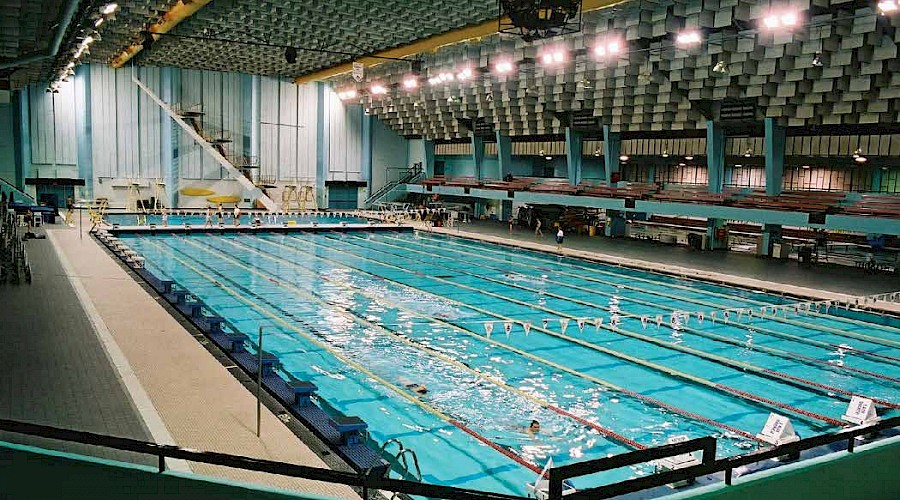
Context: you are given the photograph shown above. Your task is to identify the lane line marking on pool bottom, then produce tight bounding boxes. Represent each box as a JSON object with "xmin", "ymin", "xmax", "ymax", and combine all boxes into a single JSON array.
[
  {"xmin": 199, "ymin": 234, "xmax": 647, "ymax": 451},
  {"xmin": 307, "ymin": 232, "xmax": 847, "ymax": 427},
  {"xmin": 138, "ymin": 236, "xmax": 546, "ymax": 477},
  {"xmin": 223, "ymin": 233, "xmax": 765, "ymax": 444}
]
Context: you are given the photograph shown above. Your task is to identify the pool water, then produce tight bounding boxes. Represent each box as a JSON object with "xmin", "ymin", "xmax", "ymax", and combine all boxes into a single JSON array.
[
  {"xmin": 105, "ymin": 212, "xmax": 367, "ymax": 227},
  {"xmin": 117, "ymin": 229, "xmax": 900, "ymax": 496}
]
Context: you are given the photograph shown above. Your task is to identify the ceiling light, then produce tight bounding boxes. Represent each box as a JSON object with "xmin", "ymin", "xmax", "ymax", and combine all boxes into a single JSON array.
[
  {"xmin": 855, "ymin": 156, "xmax": 868, "ymax": 163},
  {"xmin": 744, "ymin": 148, "xmax": 752, "ymax": 157},
  {"xmin": 539, "ymin": 149, "xmax": 546, "ymax": 156},
  {"xmin": 594, "ymin": 45, "xmax": 607, "ymax": 57},
  {"xmin": 494, "ymin": 60, "xmax": 514, "ymax": 74},
  {"xmin": 762, "ymin": 10, "xmax": 800, "ymax": 29},
  {"xmin": 593, "ymin": 149, "xmax": 601, "ymax": 157},
  {"xmin": 734, "ymin": 164, "xmax": 743, "ymax": 168},
  {"xmin": 438, "ymin": 72, "xmax": 454, "ymax": 82},
  {"xmin": 545, "ymin": 156, "xmax": 553, "ymax": 160},
  {"xmin": 801, "ymin": 165, "xmax": 811, "ymax": 169},
  {"xmin": 678, "ymin": 162, "xmax": 686, "ymax": 166},
  {"xmin": 94, "ymin": 18, "xmax": 104, "ymax": 27},
  {"xmin": 428, "ymin": 77, "xmax": 440, "ymax": 85},
  {"xmin": 456, "ymin": 67, "xmax": 473, "ymax": 80},
  {"xmin": 879, "ymin": 0, "xmax": 899, "ymax": 12},
  {"xmin": 540, "ymin": 49, "xmax": 566, "ymax": 66},
  {"xmin": 661, "ymin": 150, "xmax": 669, "ymax": 158},
  {"xmin": 337, "ymin": 89, "xmax": 357, "ymax": 100},
  {"xmin": 100, "ymin": 2, "xmax": 118, "ymax": 15},
  {"xmin": 619, "ymin": 155, "xmax": 629, "ymax": 162},
  {"xmin": 781, "ymin": 12, "xmax": 798, "ymax": 26},
  {"xmin": 853, "ymin": 148, "xmax": 862, "ymax": 158},
  {"xmin": 712, "ymin": 60, "xmax": 728, "ymax": 75},
  {"xmin": 675, "ymin": 31, "xmax": 702, "ymax": 46},
  {"xmin": 685, "ymin": 156, "xmax": 694, "ymax": 160},
  {"xmin": 552, "ymin": 51, "xmax": 565, "ymax": 63},
  {"xmin": 370, "ymin": 83, "xmax": 387, "ymax": 95},
  {"xmin": 284, "ymin": 47, "xmax": 297, "ymax": 64},
  {"xmin": 402, "ymin": 77, "xmax": 418, "ymax": 90},
  {"xmin": 812, "ymin": 53, "xmax": 823, "ymax": 67}
]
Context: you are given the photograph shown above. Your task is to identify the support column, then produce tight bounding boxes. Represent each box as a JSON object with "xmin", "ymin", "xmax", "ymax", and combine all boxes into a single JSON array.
[
  {"xmin": 764, "ymin": 117, "xmax": 785, "ymax": 196},
  {"xmin": 315, "ymin": 82, "xmax": 328, "ymax": 208},
  {"xmin": 161, "ymin": 67, "xmax": 177, "ymax": 207},
  {"xmin": 760, "ymin": 223, "xmax": 782, "ymax": 257},
  {"xmin": 74, "ymin": 65, "xmax": 93, "ymax": 201},
  {"xmin": 872, "ymin": 166, "xmax": 883, "ymax": 193},
  {"xmin": 361, "ymin": 111, "xmax": 372, "ymax": 183},
  {"xmin": 565, "ymin": 127, "xmax": 582, "ymax": 186},
  {"xmin": 423, "ymin": 139, "xmax": 435, "ymax": 177},
  {"xmin": 602, "ymin": 125, "xmax": 620, "ymax": 186},
  {"xmin": 647, "ymin": 163, "xmax": 656, "ymax": 184},
  {"xmin": 16, "ymin": 88, "xmax": 31, "ymax": 191},
  {"xmin": 706, "ymin": 120, "xmax": 725, "ymax": 194},
  {"xmin": 496, "ymin": 131, "xmax": 512, "ymax": 180},
  {"xmin": 605, "ymin": 209, "xmax": 626, "ymax": 237},
  {"xmin": 471, "ymin": 133, "xmax": 485, "ymax": 180},
  {"xmin": 706, "ymin": 218, "xmax": 728, "ymax": 250}
]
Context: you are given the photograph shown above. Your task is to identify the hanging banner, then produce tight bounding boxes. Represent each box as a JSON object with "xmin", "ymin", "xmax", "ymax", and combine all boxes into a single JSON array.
[
  {"xmin": 576, "ymin": 318, "xmax": 586, "ymax": 333},
  {"xmin": 559, "ymin": 318, "xmax": 570, "ymax": 334},
  {"xmin": 522, "ymin": 321, "xmax": 532, "ymax": 336},
  {"xmin": 352, "ymin": 61, "xmax": 365, "ymax": 82},
  {"xmin": 484, "ymin": 322, "xmax": 494, "ymax": 338},
  {"xmin": 503, "ymin": 321, "xmax": 513, "ymax": 337}
]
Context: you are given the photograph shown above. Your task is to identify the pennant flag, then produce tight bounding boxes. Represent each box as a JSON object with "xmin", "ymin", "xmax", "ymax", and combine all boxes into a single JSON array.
[
  {"xmin": 593, "ymin": 317, "xmax": 604, "ymax": 332},
  {"xmin": 669, "ymin": 314, "xmax": 677, "ymax": 325},
  {"xmin": 683, "ymin": 312, "xmax": 690, "ymax": 326},
  {"xmin": 655, "ymin": 314, "xmax": 663, "ymax": 327},
  {"xmin": 576, "ymin": 318, "xmax": 586, "ymax": 333},
  {"xmin": 723, "ymin": 311, "xmax": 730, "ymax": 323},
  {"xmin": 559, "ymin": 318, "xmax": 570, "ymax": 334},
  {"xmin": 542, "ymin": 318, "xmax": 550, "ymax": 330},
  {"xmin": 640, "ymin": 316, "xmax": 648, "ymax": 329},
  {"xmin": 805, "ymin": 302, "xmax": 812, "ymax": 311},
  {"xmin": 824, "ymin": 303, "xmax": 831, "ymax": 313},
  {"xmin": 794, "ymin": 305, "xmax": 800, "ymax": 313},
  {"xmin": 697, "ymin": 312, "xmax": 705, "ymax": 324},
  {"xmin": 747, "ymin": 308, "xmax": 754, "ymax": 318},
  {"xmin": 710, "ymin": 311, "xmax": 717, "ymax": 323},
  {"xmin": 522, "ymin": 321, "xmax": 532, "ymax": 336},
  {"xmin": 503, "ymin": 321, "xmax": 513, "ymax": 337},
  {"xmin": 484, "ymin": 322, "xmax": 494, "ymax": 337},
  {"xmin": 736, "ymin": 309, "xmax": 743, "ymax": 321},
  {"xmin": 760, "ymin": 306, "xmax": 767, "ymax": 316},
  {"xmin": 611, "ymin": 314, "xmax": 620, "ymax": 327}
]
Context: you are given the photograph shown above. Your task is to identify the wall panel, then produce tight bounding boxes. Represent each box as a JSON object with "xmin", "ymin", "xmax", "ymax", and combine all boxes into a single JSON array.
[{"xmin": 326, "ymin": 88, "xmax": 362, "ymax": 182}]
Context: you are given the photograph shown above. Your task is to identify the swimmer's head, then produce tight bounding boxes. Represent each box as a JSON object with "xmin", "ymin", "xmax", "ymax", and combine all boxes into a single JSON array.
[{"xmin": 529, "ymin": 420, "xmax": 541, "ymax": 432}]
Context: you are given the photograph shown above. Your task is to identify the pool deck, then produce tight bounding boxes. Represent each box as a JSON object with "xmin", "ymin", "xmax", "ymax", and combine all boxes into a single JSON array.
[
  {"xmin": 2, "ymin": 223, "xmax": 356, "ymax": 499},
  {"xmin": 426, "ymin": 220, "xmax": 900, "ymax": 314}
]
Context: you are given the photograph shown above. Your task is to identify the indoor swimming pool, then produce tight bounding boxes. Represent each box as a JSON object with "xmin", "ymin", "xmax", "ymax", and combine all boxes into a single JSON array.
[{"xmin": 115, "ymin": 229, "xmax": 900, "ymax": 496}]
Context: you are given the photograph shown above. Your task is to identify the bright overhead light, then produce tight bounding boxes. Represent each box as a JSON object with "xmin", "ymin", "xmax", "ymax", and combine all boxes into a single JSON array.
[
  {"xmin": 812, "ymin": 53, "xmax": 823, "ymax": 67},
  {"xmin": 734, "ymin": 164, "xmax": 743, "ymax": 168},
  {"xmin": 402, "ymin": 77, "xmax": 418, "ymax": 89},
  {"xmin": 540, "ymin": 49, "xmax": 566, "ymax": 66},
  {"xmin": 661, "ymin": 150, "xmax": 669, "ymax": 158},
  {"xmin": 879, "ymin": 0, "xmax": 899, "ymax": 13},
  {"xmin": 855, "ymin": 156, "xmax": 868, "ymax": 163},
  {"xmin": 428, "ymin": 77, "xmax": 440, "ymax": 85},
  {"xmin": 675, "ymin": 31, "xmax": 702, "ymax": 46},
  {"xmin": 744, "ymin": 148, "xmax": 752, "ymax": 157},
  {"xmin": 337, "ymin": 89, "xmax": 357, "ymax": 100},
  {"xmin": 100, "ymin": 2, "xmax": 118, "ymax": 15},
  {"xmin": 456, "ymin": 67, "xmax": 473, "ymax": 80},
  {"xmin": 619, "ymin": 154, "xmax": 629, "ymax": 162},
  {"xmin": 685, "ymin": 155, "xmax": 694, "ymax": 160},
  {"xmin": 801, "ymin": 165, "xmax": 811, "ymax": 169},
  {"xmin": 494, "ymin": 60, "xmax": 514, "ymax": 74},
  {"xmin": 94, "ymin": 18, "xmax": 104, "ymax": 27},
  {"xmin": 762, "ymin": 10, "xmax": 800, "ymax": 29},
  {"xmin": 370, "ymin": 83, "xmax": 387, "ymax": 95},
  {"xmin": 593, "ymin": 38, "xmax": 622, "ymax": 58},
  {"xmin": 712, "ymin": 60, "xmax": 728, "ymax": 75},
  {"xmin": 593, "ymin": 149, "xmax": 601, "ymax": 157},
  {"xmin": 678, "ymin": 162, "xmax": 686, "ymax": 167},
  {"xmin": 545, "ymin": 156, "xmax": 553, "ymax": 160},
  {"xmin": 438, "ymin": 72, "xmax": 454, "ymax": 82},
  {"xmin": 781, "ymin": 12, "xmax": 798, "ymax": 26}
]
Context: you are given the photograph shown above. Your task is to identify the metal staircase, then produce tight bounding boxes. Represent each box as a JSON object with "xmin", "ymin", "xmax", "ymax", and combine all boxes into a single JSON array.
[
  {"xmin": 133, "ymin": 75, "xmax": 277, "ymax": 211},
  {"xmin": 364, "ymin": 164, "xmax": 424, "ymax": 208}
]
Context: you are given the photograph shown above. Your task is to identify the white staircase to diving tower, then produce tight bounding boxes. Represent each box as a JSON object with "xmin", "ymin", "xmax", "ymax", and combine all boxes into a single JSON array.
[{"xmin": 131, "ymin": 75, "xmax": 277, "ymax": 211}]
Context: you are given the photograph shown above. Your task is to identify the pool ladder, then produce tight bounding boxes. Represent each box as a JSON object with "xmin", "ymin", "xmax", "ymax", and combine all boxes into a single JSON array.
[{"xmin": 369, "ymin": 438, "xmax": 422, "ymax": 488}]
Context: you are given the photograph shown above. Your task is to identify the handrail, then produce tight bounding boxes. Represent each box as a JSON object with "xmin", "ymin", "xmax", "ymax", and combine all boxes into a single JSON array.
[
  {"xmin": 365, "ymin": 165, "xmax": 424, "ymax": 207},
  {"xmin": 0, "ymin": 177, "xmax": 37, "ymax": 205},
  {"xmin": 548, "ymin": 415, "xmax": 900, "ymax": 499},
  {"xmin": 0, "ymin": 418, "xmax": 528, "ymax": 500}
]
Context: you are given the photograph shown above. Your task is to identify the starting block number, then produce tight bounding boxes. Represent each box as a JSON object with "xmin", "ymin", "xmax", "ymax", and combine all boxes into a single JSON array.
[
  {"xmin": 756, "ymin": 413, "xmax": 799, "ymax": 446},
  {"xmin": 842, "ymin": 396, "xmax": 879, "ymax": 426}
]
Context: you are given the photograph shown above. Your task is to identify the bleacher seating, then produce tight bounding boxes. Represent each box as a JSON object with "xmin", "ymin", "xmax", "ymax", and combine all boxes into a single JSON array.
[
  {"xmin": 581, "ymin": 182, "xmax": 657, "ymax": 199},
  {"xmin": 841, "ymin": 194, "xmax": 900, "ymax": 219},
  {"xmin": 731, "ymin": 190, "xmax": 844, "ymax": 213},
  {"xmin": 651, "ymin": 184, "xmax": 730, "ymax": 204}
]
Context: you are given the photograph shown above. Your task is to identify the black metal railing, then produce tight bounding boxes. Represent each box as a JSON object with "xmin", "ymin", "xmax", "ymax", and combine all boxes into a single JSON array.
[
  {"xmin": 548, "ymin": 415, "xmax": 900, "ymax": 499},
  {"xmin": 365, "ymin": 165, "xmax": 424, "ymax": 207},
  {"xmin": 0, "ymin": 418, "xmax": 527, "ymax": 500}
]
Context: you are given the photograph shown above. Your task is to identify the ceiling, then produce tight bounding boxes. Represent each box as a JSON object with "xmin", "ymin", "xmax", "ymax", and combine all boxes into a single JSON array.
[
  {"xmin": 85, "ymin": 0, "xmax": 501, "ymax": 77},
  {"xmin": 325, "ymin": 0, "xmax": 900, "ymax": 139},
  {"xmin": 0, "ymin": 0, "xmax": 70, "ymax": 88}
]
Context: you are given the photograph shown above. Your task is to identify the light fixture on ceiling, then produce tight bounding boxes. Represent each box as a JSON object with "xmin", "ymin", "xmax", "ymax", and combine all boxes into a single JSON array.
[
  {"xmin": 744, "ymin": 148, "xmax": 752, "ymax": 157},
  {"xmin": 545, "ymin": 156, "xmax": 553, "ymax": 161},
  {"xmin": 619, "ymin": 154, "xmax": 629, "ymax": 162},
  {"xmin": 494, "ymin": 60, "xmax": 514, "ymax": 74},
  {"xmin": 538, "ymin": 149, "xmax": 546, "ymax": 156},
  {"xmin": 402, "ymin": 76, "xmax": 418, "ymax": 90},
  {"xmin": 685, "ymin": 155, "xmax": 694, "ymax": 160},
  {"xmin": 486, "ymin": 93, "xmax": 494, "ymax": 102},
  {"xmin": 879, "ymin": 0, "xmax": 899, "ymax": 13},
  {"xmin": 578, "ymin": 78, "xmax": 592, "ymax": 89},
  {"xmin": 438, "ymin": 72, "xmax": 454, "ymax": 82},
  {"xmin": 762, "ymin": 10, "xmax": 800, "ymax": 29},
  {"xmin": 337, "ymin": 89, "xmax": 357, "ymax": 100},
  {"xmin": 593, "ymin": 37, "xmax": 622, "ymax": 58},
  {"xmin": 675, "ymin": 31, "xmax": 702, "ymax": 46},
  {"xmin": 801, "ymin": 165, "xmax": 811, "ymax": 169},
  {"xmin": 678, "ymin": 162, "xmax": 686, "ymax": 167},
  {"xmin": 811, "ymin": 53, "xmax": 823, "ymax": 67},
  {"xmin": 593, "ymin": 149, "xmax": 601, "ymax": 157},
  {"xmin": 712, "ymin": 60, "xmax": 728, "ymax": 75},
  {"xmin": 539, "ymin": 48, "xmax": 567, "ymax": 66},
  {"xmin": 284, "ymin": 47, "xmax": 297, "ymax": 64},
  {"xmin": 94, "ymin": 18, "xmax": 104, "ymax": 27},
  {"xmin": 370, "ymin": 83, "xmax": 387, "ymax": 95},
  {"xmin": 853, "ymin": 148, "xmax": 868, "ymax": 163},
  {"xmin": 734, "ymin": 164, "xmax": 743, "ymax": 168},
  {"xmin": 456, "ymin": 67, "xmax": 474, "ymax": 80},
  {"xmin": 100, "ymin": 2, "xmax": 118, "ymax": 15},
  {"xmin": 428, "ymin": 77, "xmax": 440, "ymax": 85},
  {"xmin": 661, "ymin": 150, "xmax": 669, "ymax": 158}
]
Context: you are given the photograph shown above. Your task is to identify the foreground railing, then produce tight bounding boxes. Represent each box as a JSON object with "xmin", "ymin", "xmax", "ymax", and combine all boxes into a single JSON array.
[
  {"xmin": 549, "ymin": 415, "xmax": 900, "ymax": 499},
  {"xmin": 0, "ymin": 418, "xmax": 526, "ymax": 500}
]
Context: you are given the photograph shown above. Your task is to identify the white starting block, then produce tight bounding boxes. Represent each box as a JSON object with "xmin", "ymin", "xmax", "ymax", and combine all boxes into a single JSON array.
[
  {"xmin": 756, "ymin": 413, "xmax": 800, "ymax": 461},
  {"xmin": 842, "ymin": 396, "xmax": 879, "ymax": 427},
  {"xmin": 525, "ymin": 479, "xmax": 577, "ymax": 499},
  {"xmin": 652, "ymin": 435, "xmax": 703, "ymax": 488}
]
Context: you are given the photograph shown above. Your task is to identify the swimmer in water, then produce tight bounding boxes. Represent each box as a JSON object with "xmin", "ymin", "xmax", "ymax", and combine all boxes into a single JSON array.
[
  {"xmin": 405, "ymin": 383, "xmax": 428, "ymax": 395},
  {"xmin": 527, "ymin": 419, "xmax": 541, "ymax": 435}
]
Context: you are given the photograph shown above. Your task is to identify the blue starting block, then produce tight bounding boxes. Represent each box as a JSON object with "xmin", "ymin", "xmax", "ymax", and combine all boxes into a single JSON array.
[
  {"xmin": 224, "ymin": 332, "xmax": 249, "ymax": 353},
  {"xmin": 258, "ymin": 351, "xmax": 279, "ymax": 377},
  {"xmin": 330, "ymin": 416, "xmax": 367, "ymax": 446},
  {"xmin": 289, "ymin": 380, "xmax": 318, "ymax": 407}
]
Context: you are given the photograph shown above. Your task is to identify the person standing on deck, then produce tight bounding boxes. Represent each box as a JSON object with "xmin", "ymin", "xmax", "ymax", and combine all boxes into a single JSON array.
[
  {"xmin": 233, "ymin": 205, "xmax": 241, "ymax": 226},
  {"xmin": 204, "ymin": 207, "xmax": 213, "ymax": 228},
  {"xmin": 556, "ymin": 227, "xmax": 565, "ymax": 252},
  {"xmin": 535, "ymin": 218, "xmax": 543, "ymax": 238}
]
